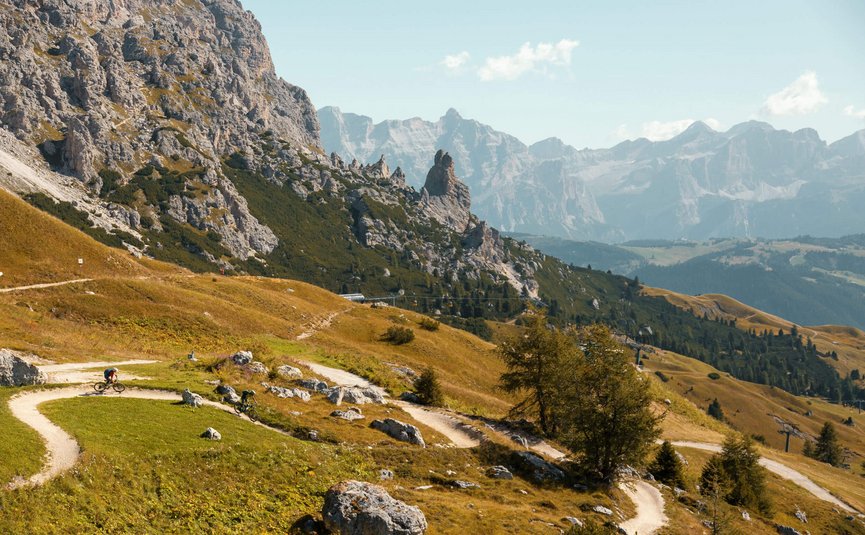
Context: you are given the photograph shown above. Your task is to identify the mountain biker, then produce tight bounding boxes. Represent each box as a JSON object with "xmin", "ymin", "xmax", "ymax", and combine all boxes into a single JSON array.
[
  {"xmin": 240, "ymin": 389, "xmax": 255, "ymax": 405},
  {"xmin": 103, "ymin": 367, "xmax": 118, "ymax": 384}
]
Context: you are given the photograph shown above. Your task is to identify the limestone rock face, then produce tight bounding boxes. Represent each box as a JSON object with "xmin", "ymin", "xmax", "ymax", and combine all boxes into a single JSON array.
[
  {"xmin": 0, "ymin": 0, "xmax": 319, "ymax": 177},
  {"xmin": 420, "ymin": 150, "xmax": 471, "ymax": 232},
  {"xmin": 322, "ymin": 480, "xmax": 427, "ymax": 535},
  {"xmin": 0, "ymin": 349, "xmax": 47, "ymax": 386}
]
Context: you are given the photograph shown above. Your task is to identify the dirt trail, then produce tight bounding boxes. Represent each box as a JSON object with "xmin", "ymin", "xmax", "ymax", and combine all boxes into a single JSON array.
[
  {"xmin": 671, "ymin": 441, "xmax": 858, "ymax": 514},
  {"xmin": 296, "ymin": 310, "xmax": 346, "ymax": 340},
  {"xmin": 0, "ymin": 279, "xmax": 93, "ymax": 293},
  {"xmin": 38, "ymin": 359, "xmax": 157, "ymax": 384},
  {"xmin": 618, "ymin": 480, "xmax": 668, "ymax": 535},
  {"xmin": 298, "ymin": 360, "xmax": 481, "ymax": 447},
  {"xmin": 6, "ymin": 384, "xmax": 280, "ymax": 489}
]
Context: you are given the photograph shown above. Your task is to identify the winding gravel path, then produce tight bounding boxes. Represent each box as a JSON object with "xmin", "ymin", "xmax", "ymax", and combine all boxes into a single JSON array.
[
  {"xmin": 618, "ymin": 480, "xmax": 668, "ymax": 535},
  {"xmin": 5, "ymin": 383, "xmax": 280, "ymax": 490}
]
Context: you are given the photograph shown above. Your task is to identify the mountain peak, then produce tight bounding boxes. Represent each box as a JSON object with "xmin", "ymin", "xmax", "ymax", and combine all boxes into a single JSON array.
[{"xmin": 725, "ymin": 120, "xmax": 775, "ymax": 137}]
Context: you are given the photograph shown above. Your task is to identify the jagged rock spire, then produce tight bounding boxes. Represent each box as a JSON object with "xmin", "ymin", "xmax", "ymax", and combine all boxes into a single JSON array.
[{"xmin": 420, "ymin": 149, "xmax": 471, "ymax": 232}]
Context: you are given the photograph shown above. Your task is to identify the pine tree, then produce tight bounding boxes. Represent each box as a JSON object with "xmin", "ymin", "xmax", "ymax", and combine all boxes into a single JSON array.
[
  {"xmin": 650, "ymin": 441, "xmax": 686, "ymax": 489},
  {"xmin": 707, "ymin": 398, "xmax": 725, "ymax": 421},
  {"xmin": 701, "ymin": 435, "xmax": 771, "ymax": 514},
  {"xmin": 413, "ymin": 367, "xmax": 445, "ymax": 407},
  {"xmin": 499, "ymin": 307, "xmax": 574, "ymax": 435},
  {"xmin": 813, "ymin": 422, "xmax": 844, "ymax": 467},
  {"xmin": 557, "ymin": 324, "xmax": 662, "ymax": 484}
]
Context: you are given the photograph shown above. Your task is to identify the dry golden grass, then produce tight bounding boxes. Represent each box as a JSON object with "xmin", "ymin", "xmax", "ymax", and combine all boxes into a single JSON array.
[{"xmin": 643, "ymin": 286, "xmax": 865, "ymax": 376}]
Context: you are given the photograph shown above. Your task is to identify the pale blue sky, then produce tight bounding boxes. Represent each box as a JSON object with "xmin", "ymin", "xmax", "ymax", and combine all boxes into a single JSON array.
[{"xmin": 243, "ymin": 0, "xmax": 865, "ymax": 148}]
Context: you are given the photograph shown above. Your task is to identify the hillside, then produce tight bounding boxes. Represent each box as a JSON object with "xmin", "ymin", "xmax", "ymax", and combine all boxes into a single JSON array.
[{"xmin": 1, "ymin": 197, "xmax": 864, "ymax": 533}]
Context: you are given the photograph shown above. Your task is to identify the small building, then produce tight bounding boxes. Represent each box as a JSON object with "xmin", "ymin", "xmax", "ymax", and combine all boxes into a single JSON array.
[{"xmin": 339, "ymin": 293, "xmax": 366, "ymax": 303}]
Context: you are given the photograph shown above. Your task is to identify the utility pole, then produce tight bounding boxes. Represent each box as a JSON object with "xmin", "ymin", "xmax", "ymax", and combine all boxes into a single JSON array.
[{"xmin": 778, "ymin": 423, "xmax": 794, "ymax": 453}]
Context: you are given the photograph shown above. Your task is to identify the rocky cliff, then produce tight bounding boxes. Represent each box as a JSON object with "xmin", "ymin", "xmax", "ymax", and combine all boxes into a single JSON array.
[
  {"xmin": 320, "ymin": 107, "xmax": 865, "ymax": 241},
  {"xmin": 0, "ymin": 0, "xmax": 541, "ymax": 301}
]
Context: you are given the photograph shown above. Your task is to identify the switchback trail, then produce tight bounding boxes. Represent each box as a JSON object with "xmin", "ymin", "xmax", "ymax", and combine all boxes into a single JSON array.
[{"xmin": 5, "ymin": 385, "xmax": 282, "ymax": 490}]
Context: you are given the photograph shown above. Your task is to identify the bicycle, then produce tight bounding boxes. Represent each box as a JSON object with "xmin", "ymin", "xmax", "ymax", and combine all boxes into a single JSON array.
[
  {"xmin": 94, "ymin": 381, "xmax": 126, "ymax": 393},
  {"xmin": 233, "ymin": 398, "xmax": 258, "ymax": 421}
]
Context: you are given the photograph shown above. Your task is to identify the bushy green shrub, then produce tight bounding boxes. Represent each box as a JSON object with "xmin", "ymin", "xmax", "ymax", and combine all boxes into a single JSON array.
[
  {"xmin": 418, "ymin": 317, "xmax": 440, "ymax": 331},
  {"xmin": 413, "ymin": 368, "xmax": 444, "ymax": 406},
  {"xmin": 382, "ymin": 326, "xmax": 414, "ymax": 345}
]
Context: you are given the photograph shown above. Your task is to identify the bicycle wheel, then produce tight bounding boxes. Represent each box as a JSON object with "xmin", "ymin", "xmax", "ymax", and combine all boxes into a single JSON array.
[
  {"xmin": 246, "ymin": 406, "xmax": 258, "ymax": 422},
  {"xmin": 93, "ymin": 382, "xmax": 107, "ymax": 393},
  {"xmin": 112, "ymin": 383, "xmax": 126, "ymax": 393},
  {"xmin": 233, "ymin": 403, "xmax": 243, "ymax": 415}
]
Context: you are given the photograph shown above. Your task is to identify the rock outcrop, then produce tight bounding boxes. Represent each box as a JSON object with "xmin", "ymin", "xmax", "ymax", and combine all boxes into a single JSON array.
[
  {"xmin": 322, "ymin": 480, "xmax": 427, "ymax": 535},
  {"xmin": 201, "ymin": 427, "xmax": 221, "ymax": 440},
  {"xmin": 181, "ymin": 389, "xmax": 203, "ymax": 408},
  {"xmin": 371, "ymin": 418, "xmax": 426, "ymax": 447},
  {"xmin": 0, "ymin": 349, "xmax": 47, "ymax": 386},
  {"xmin": 326, "ymin": 386, "xmax": 385, "ymax": 405},
  {"xmin": 420, "ymin": 150, "xmax": 471, "ymax": 232}
]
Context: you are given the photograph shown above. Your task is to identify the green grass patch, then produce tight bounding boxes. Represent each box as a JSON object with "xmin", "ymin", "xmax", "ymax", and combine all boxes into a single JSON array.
[
  {"xmin": 0, "ymin": 397, "xmax": 371, "ymax": 533},
  {"xmin": 0, "ymin": 388, "xmax": 45, "ymax": 484}
]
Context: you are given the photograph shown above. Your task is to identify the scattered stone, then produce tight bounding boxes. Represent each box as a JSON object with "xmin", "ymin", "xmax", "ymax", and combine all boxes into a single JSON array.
[
  {"xmin": 400, "ymin": 391, "xmax": 421, "ymax": 403},
  {"xmin": 216, "ymin": 384, "xmax": 235, "ymax": 396},
  {"xmin": 563, "ymin": 517, "xmax": 583, "ymax": 527},
  {"xmin": 181, "ymin": 389, "xmax": 203, "ymax": 407},
  {"xmin": 322, "ymin": 480, "xmax": 427, "ymax": 535},
  {"xmin": 299, "ymin": 378, "xmax": 329, "ymax": 392},
  {"xmin": 591, "ymin": 298, "xmax": 601, "ymax": 310},
  {"xmin": 675, "ymin": 451, "xmax": 689, "ymax": 466},
  {"xmin": 513, "ymin": 451, "xmax": 565, "ymax": 482},
  {"xmin": 776, "ymin": 526, "xmax": 803, "ymax": 535},
  {"xmin": 742, "ymin": 511, "xmax": 751, "ymax": 521},
  {"xmin": 414, "ymin": 485, "xmax": 434, "ymax": 491},
  {"xmin": 487, "ymin": 466, "xmax": 513, "ymax": 480},
  {"xmin": 673, "ymin": 487, "xmax": 686, "ymax": 497},
  {"xmin": 379, "ymin": 469, "xmax": 394, "ymax": 481},
  {"xmin": 371, "ymin": 418, "xmax": 426, "ymax": 447},
  {"xmin": 511, "ymin": 434, "xmax": 530, "ymax": 449},
  {"xmin": 246, "ymin": 361, "xmax": 269, "ymax": 375},
  {"xmin": 331, "ymin": 407, "xmax": 365, "ymax": 421},
  {"xmin": 452, "ymin": 480, "xmax": 479, "ymax": 489},
  {"xmin": 445, "ymin": 470, "xmax": 456, "ymax": 476},
  {"xmin": 307, "ymin": 430, "xmax": 319, "ymax": 441},
  {"xmin": 231, "ymin": 351, "xmax": 253, "ymax": 365},
  {"xmin": 276, "ymin": 365, "xmax": 303, "ymax": 379},
  {"xmin": 0, "ymin": 349, "xmax": 47, "ymax": 386},
  {"xmin": 794, "ymin": 507, "xmax": 807, "ymax": 523},
  {"xmin": 201, "ymin": 427, "xmax": 221, "ymax": 440},
  {"xmin": 663, "ymin": 398, "xmax": 672, "ymax": 405},
  {"xmin": 266, "ymin": 385, "xmax": 311, "ymax": 401},
  {"xmin": 327, "ymin": 386, "xmax": 385, "ymax": 405},
  {"xmin": 593, "ymin": 505, "xmax": 613, "ymax": 516},
  {"xmin": 517, "ymin": 489, "xmax": 528, "ymax": 495}
]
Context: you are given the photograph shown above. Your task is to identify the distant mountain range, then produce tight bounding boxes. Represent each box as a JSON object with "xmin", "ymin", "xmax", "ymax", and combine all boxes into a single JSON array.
[
  {"xmin": 514, "ymin": 233, "xmax": 865, "ymax": 331},
  {"xmin": 320, "ymin": 107, "xmax": 865, "ymax": 242}
]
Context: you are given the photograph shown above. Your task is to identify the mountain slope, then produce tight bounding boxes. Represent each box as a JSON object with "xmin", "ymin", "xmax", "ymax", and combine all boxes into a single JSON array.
[{"xmin": 320, "ymin": 108, "xmax": 865, "ymax": 241}]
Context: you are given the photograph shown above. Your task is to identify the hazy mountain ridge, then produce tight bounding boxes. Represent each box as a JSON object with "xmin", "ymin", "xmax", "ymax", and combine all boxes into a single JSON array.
[{"xmin": 320, "ymin": 108, "xmax": 865, "ymax": 241}]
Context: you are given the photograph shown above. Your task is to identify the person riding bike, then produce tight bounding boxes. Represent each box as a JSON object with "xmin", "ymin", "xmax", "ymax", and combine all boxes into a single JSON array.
[
  {"xmin": 103, "ymin": 367, "xmax": 118, "ymax": 385},
  {"xmin": 240, "ymin": 389, "xmax": 255, "ymax": 404}
]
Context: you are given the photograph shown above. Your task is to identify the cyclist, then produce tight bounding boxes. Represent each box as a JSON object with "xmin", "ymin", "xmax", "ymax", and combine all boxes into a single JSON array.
[
  {"xmin": 240, "ymin": 389, "xmax": 255, "ymax": 405},
  {"xmin": 103, "ymin": 367, "xmax": 118, "ymax": 385}
]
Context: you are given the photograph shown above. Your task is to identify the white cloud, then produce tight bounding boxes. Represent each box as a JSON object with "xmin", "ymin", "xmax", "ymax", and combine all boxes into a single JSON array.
[
  {"xmin": 478, "ymin": 39, "xmax": 579, "ymax": 81},
  {"xmin": 441, "ymin": 51, "xmax": 470, "ymax": 73},
  {"xmin": 844, "ymin": 104, "xmax": 865, "ymax": 120},
  {"xmin": 762, "ymin": 71, "xmax": 827, "ymax": 116}
]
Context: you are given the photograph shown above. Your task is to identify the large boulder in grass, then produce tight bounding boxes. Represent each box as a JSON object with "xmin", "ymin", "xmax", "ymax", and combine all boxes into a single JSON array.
[
  {"xmin": 0, "ymin": 349, "xmax": 47, "ymax": 386},
  {"xmin": 513, "ymin": 451, "xmax": 565, "ymax": 483},
  {"xmin": 322, "ymin": 480, "xmax": 427, "ymax": 535},
  {"xmin": 371, "ymin": 418, "xmax": 425, "ymax": 447},
  {"xmin": 231, "ymin": 351, "xmax": 253, "ymax": 365},
  {"xmin": 276, "ymin": 365, "xmax": 303, "ymax": 379},
  {"xmin": 182, "ymin": 389, "xmax": 204, "ymax": 408},
  {"xmin": 326, "ymin": 386, "xmax": 384, "ymax": 405}
]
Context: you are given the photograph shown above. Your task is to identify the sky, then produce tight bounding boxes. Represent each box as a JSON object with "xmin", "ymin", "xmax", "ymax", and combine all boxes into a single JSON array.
[{"xmin": 242, "ymin": 0, "xmax": 865, "ymax": 149}]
